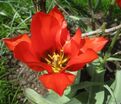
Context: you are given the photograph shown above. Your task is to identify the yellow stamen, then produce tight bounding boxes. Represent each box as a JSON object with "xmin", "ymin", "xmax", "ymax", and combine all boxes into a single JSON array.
[
  {"xmin": 44, "ymin": 50, "xmax": 68, "ymax": 73},
  {"xmin": 48, "ymin": 54, "xmax": 53, "ymax": 59},
  {"xmin": 45, "ymin": 58, "xmax": 51, "ymax": 64},
  {"xmin": 62, "ymin": 58, "xmax": 68, "ymax": 64}
]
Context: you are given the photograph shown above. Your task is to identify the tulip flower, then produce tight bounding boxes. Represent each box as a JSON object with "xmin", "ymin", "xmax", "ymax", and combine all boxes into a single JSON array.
[{"xmin": 3, "ymin": 7, "xmax": 108, "ymax": 96}]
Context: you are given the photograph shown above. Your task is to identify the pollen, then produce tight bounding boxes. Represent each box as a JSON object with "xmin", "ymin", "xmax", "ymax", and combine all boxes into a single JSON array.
[{"xmin": 45, "ymin": 50, "xmax": 68, "ymax": 73}]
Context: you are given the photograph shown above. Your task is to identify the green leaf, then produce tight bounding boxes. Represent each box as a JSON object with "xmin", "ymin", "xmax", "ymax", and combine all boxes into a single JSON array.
[
  {"xmin": 107, "ymin": 70, "xmax": 121, "ymax": 104},
  {"xmin": 70, "ymin": 81, "xmax": 102, "ymax": 103},
  {"xmin": 69, "ymin": 15, "xmax": 81, "ymax": 21},
  {"xmin": 94, "ymin": 0, "xmax": 102, "ymax": 11},
  {"xmin": 66, "ymin": 98, "xmax": 82, "ymax": 104},
  {"xmin": 87, "ymin": 59, "xmax": 105, "ymax": 104},
  {"xmin": 94, "ymin": 90, "xmax": 105, "ymax": 104},
  {"xmin": 46, "ymin": 0, "xmax": 55, "ymax": 13},
  {"xmin": 45, "ymin": 90, "xmax": 70, "ymax": 104},
  {"xmin": 68, "ymin": 71, "xmax": 81, "ymax": 97},
  {"xmin": 0, "ymin": 11, "xmax": 7, "ymax": 16},
  {"xmin": 107, "ymin": 57, "xmax": 121, "ymax": 61},
  {"xmin": 104, "ymin": 84, "xmax": 117, "ymax": 104},
  {"xmin": 75, "ymin": 92, "xmax": 89, "ymax": 104},
  {"xmin": 71, "ymin": 81, "xmax": 102, "ymax": 91},
  {"xmin": 24, "ymin": 88, "xmax": 54, "ymax": 104}
]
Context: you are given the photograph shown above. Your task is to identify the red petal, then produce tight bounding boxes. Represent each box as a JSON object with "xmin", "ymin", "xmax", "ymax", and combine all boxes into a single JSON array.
[
  {"xmin": 64, "ymin": 49, "xmax": 98, "ymax": 71},
  {"xmin": 56, "ymin": 28, "xmax": 70, "ymax": 49},
  {"xmin": 63, "ymin": 29, "xmax": 82, "ymax": 57},
  {"xmin": 3, "ymin": 34, "xmax": 30, "ymax": 51},
  {"xmin": 14, "ymin": 41, "xmax": 52, "ymax": 72},
  {"xmin": 39, "ymin": 72, "xmax": 75, "ymax": 96},
  {"xmin": 49, "ymin": 6, "xmax": 66, "ymax": 28},
  {"xmin": 81, "ymin": 37, "xmax": 108, "ymax": 52},
  {"xmin": 72, "ymin": 28, "xmax": 82, "ymax": 46},
  {"xmin": 49, "ymin": 7, "xmax": 69, "ymax": 49},
  {"xmin": 63, "ymin": 39, "xmax": 79, "ymax": 58},
  {"xmin": 116, "ymin": 0, "xmax": 121, "ymax": 8},
  {"xmin": 31, "ymin": 12, "xmax": 60, "ymax": 56},
  {"xmin": 67, "ymin": 64, "xmax": 85, "ymax": 71}
]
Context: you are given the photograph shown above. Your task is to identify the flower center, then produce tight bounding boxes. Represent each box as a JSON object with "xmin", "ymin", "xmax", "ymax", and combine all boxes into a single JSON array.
[{"xmin": 45, "ymin": 50, "xmax": 68, "ymax": 73}]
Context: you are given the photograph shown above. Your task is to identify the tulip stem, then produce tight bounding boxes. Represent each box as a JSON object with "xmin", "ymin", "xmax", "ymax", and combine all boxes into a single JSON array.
[
  {"xmin": 39, "ymin": 0, "xmax": 46, "ymax": 12},
  {"xmin": 32, "ymin": 0, "xmax": 40, "ymax": 12},
  {"xmin": 88, "ymin": 0, "xmax": 96, "ymax": 30},
  {"xmin": 32, "ymin": 0, "xmax": 46, "ymax": 12},
  {"xmin": 105, "ymin": 0, "xmax": 116, "ymax": 27},
  {"xmin": 68, "ymin": 70, "xmax": 81, "ymax": 97},
  {"xmin": 94, "ymin": 0, "xmax": 101, "ymax": 11},
  {"xmin": 87, "ymin": 61, "xmax": 105, "ymax": 104},
  {"xmin": 53, "ymin": 0, "xmax": 69, "ymax": 15},
  {"xmin": 82, "ymin": 24, "xmax": 121, "ymax": 36},
  {"xmin": 104, "ymin": 30, "xmax": 120, "ymax": 62}
]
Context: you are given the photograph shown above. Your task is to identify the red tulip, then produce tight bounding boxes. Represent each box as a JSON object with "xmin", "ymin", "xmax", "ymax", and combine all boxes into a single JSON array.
[
  {"xmin": 116, "ymin": 0, "xmax": 121, "ymax": 8},
  {"xmin": 3, "ymin": 7, "xmax": 108, "ymax": 96}
]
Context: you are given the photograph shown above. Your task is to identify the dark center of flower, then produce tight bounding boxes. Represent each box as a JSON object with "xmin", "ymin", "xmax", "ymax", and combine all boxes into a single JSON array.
[{"xmin": 44, "ymin": 50, "xmax": 68, "ymax": 73}]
